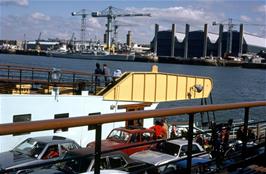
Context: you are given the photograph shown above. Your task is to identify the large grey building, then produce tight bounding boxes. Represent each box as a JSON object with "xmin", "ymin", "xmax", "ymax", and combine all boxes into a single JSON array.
[{"xmin": 151, "ymin": 30, "xmax": 266, "ymax": 58}]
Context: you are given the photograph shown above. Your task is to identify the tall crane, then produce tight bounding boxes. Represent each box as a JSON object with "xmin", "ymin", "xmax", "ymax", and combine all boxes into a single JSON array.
[
  {"xmin": 35, "ymin": 32, "xmax": 42, "ymax": 51},
  {"xmin": 67, "ymin": 32, "xmax": 75, "ymax": 52},
  {"xmin": 213, "ymin": 18, "xmax": 266, "ymax": 55},
  {"xmin": 91, "ymin": 6, "xmax": 151, "ymax": 51},
  {"xmin": 213, "ymin": 18, "xmax": 237, "ymax": 54},
  {"xmin": 71, "ymin": 9, "xmax": 90, "ymax": 51}
]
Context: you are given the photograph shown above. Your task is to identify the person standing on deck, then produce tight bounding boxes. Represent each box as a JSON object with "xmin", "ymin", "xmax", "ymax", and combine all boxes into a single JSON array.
[
  {"xmin": 161, "ymin": 119, "xmax": 168, "ymax": 139},
  {"xmin": 149, "ymin": 120, "xmax": 166, "ymax": 139},
  {"xmin": 94, "ymin": 63, "xmax": 102, "ymax": 86},
  {"xmin": 113, "ymin": 69, "xmax": 122, "ymax": 81},
  {"xmin": 103, "ymin": 64, "xmax": 111, "ymax": 86}
]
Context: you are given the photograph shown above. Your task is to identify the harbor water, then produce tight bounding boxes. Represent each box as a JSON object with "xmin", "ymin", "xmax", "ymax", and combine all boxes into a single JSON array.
[{"xmin": 0, "ymin": 54, "xmax": 265, "ymax": 124}]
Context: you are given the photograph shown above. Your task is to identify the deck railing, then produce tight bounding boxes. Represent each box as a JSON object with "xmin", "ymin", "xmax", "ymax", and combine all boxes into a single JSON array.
[
  {"xmin": 0, "ymin": 101, "xmax": 265, "ymax": 174},
  {"xmin": 0, "ymin": 64, "xmax": 111, "ymax": 94}
]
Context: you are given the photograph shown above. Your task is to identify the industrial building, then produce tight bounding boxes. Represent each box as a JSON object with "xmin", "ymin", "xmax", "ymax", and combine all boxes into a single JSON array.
[{"xmin": 151, "ymin": 24, "xmax": 266, "ymax": 59}]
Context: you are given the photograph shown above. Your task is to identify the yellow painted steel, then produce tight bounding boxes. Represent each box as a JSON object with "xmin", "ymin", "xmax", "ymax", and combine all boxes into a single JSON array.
[{"xmin": 100, "ymin": 72, "xmax": 213, "ymax": 102}]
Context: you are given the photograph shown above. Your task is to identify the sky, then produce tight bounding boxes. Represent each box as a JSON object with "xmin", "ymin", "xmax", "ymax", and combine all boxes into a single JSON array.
[{"xmin": 0, "ymin": 0, "xmax": 265, "ymax": 44}]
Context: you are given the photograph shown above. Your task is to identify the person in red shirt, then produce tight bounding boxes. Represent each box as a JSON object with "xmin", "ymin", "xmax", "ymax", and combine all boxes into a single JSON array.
[{"xmin": 149, "ymin": 120, "xmax": 167, "ymax": 139}]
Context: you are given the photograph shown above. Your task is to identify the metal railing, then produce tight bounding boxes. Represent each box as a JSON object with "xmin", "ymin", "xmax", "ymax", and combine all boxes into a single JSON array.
[
  {"xmin": 0, "ymin": 101, "xmax": 265, "ymax": 173},
  {"xmin": 0, "ymin": 64, "xmax": 112, "ymax": 94}
]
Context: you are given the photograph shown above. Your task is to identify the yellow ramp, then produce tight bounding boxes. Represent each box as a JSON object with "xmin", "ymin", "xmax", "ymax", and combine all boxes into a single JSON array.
[{"xmin": 100, "ymin": 72, "xmax": 213, "ymax": 102}]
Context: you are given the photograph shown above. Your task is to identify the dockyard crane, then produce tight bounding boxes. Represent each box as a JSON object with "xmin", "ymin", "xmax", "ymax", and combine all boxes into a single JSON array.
[
  {"xmin": 67, "ymin": 32, "xmax": 75, "ymax": 52},
  {"xmin": 71, "ymin": 9, "xmax": 90, "ymax": 51},
  {"xmin": 91, "ymin": 6, "xmax": 151, "ymax": 51},
  {"xmin": 35, "ymin": 32, "xmax": 42, "ymax": 51},
  {"xmin": 213, "ymin": 18, "xmax": 266, "ymax": 55},
  {"xmin": 213, "ymin": 18, "xmax": 238, "ymax": 54}
]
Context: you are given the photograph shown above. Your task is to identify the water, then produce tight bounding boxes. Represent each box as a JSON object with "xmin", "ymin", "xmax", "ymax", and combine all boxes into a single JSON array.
[{"xmin": 0, "ymin": 54, "xmax": 265, "ymax": 123}]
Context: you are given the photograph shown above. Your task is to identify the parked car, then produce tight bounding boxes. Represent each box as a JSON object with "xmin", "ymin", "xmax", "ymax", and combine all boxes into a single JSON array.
[
  {"xmin": 87, "ymin": 127, "xmax": 155, "ymax": 155},
  {"xmin": 27, "ymin": 148, "xmax": 151, "ymax": 174},
  {"xmin": 0, "ymin": 136, "xmax": 80, "ymax": 173},
  {"xmin": 153, "ymin": 139, "xmax": 207, "ymax": 158},
  {"xmin": 130, "ymin": 140, "xmax": 212, "ymax": 174}
]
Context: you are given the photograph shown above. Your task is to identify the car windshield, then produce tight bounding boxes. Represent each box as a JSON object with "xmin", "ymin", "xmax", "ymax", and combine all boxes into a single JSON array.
[
  {"xmin": 107, "ymin": 130, "xmax": 130, "ymax": 142},
  {"xmin": 13, "ymin": 138, "xmax": 46, "ymax": 158},
  {"xmin": 162, "ymin": 142, "xmax": 180, "ymax": 156}
]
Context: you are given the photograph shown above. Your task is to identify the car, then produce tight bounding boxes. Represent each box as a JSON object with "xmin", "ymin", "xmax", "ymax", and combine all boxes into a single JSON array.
[
  {"xmin": 154, "ymin": 139, "xmax": 207, "ymax": 158},
  {"xmin": 130, "ymin": 139, "xmax": 212, "ymax": 174},
  {"xmin": 27, "ymin": 147, "xmax": 151, "ymax": 174},
  {"xmin": 130, "ymin": 150, "xmax": 209, "ymax": 174},
  {"xmin": 0, "ymin": 136, "xmax": 80, "ymax": 173},
  {"xmin": 87, "ymin": 127, "xmax": 155, "ymax": 155}
]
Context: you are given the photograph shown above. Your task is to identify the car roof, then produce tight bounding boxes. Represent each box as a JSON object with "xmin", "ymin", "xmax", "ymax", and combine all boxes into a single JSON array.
[
  {"xmin": 28, "ymin": 136, "xmax": 75, "ymax": 144},
  {"xmin": 130, "ymin": 150, "xmax": 176, "ymax": 166}
]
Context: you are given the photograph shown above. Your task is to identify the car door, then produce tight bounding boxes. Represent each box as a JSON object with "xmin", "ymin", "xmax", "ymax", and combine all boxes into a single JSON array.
[{"xmin": 125, "ymin": 132, "xmax": 153, "ymax": 155}]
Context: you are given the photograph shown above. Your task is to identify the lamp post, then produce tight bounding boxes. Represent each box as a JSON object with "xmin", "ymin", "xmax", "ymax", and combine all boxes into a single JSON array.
[{"xmin": 51, "ymin": 68, "xmax": 62, "ymax": 100}]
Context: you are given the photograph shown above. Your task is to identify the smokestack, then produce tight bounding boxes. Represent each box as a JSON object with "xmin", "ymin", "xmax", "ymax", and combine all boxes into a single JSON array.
[
  {"xmin": 218, "ymin": 24, "xmax": 223, "ymax": 58},
  {"xmin": 154, "ymin": 24, "xmax": 159, "ymax": 55},
  {"xmin": 239, "ymin": 24, "xmax": 244, "ymax": 57},
  {"xmin": 203, "ymin": 24, "xmax": 208, "ymax": 58},
  {"xmin": 184, "ymin": 24, "xmax": 190, "ymax": 59},
  {"xmin": 171, "ymin": 24, "xmax": 176, "ymax": 57},
  {"xmin": 126, "ymin": 31, "xmax": 132, "ymax": 48}
]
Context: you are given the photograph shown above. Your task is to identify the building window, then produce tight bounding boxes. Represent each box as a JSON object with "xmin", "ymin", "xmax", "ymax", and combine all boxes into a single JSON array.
[
  {"xmin": 88, "ymin": 112, "xmax": 101, "ymax": 130},
  {"xmin": 54, "ymin": 113, "xmax": 69, "ymax": 133},
  {"xmin": 13, "ymin": 114, "xmax": 31, "ymax": 136}
]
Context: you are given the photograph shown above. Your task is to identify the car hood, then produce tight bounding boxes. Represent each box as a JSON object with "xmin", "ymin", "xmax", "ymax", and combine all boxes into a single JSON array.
[
  {"xmin": 130, "ymin": 150, "xmax": 177, "ymax": 166},
  {"xmin": 100, "ymin": 139, "xmax": 123, "ymax": 151},
  {"xmin": 0, "ymin": 151, "xmax": 36, "ymax": 170}
]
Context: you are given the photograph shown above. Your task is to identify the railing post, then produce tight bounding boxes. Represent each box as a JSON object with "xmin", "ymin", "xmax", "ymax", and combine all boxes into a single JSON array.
[
  {"xmin": 242, "ymin": 107, "xmax": 249, "ymax": 158},
  {"xmin": 19, "ymin": 69, "xmax": 22, "ymax": 94},
  {"xmin": 94, "ymin": 124, "xmax": 102, "ymax": 174},
  {"xmin": 47, "ymin": 72, "xmax": 50, "ymax": 93},
  {"xmin": 264, "ymin": 128, "xmax": 266, "ymax": 155},
  {"xmin": 31, "ymin": 68, "xmax": 34, "ymax": 87},
  {"xmin": 72, "ymin": 74, "xmax": 76, "ymax": 94},
  {"xmin": 7, "ymin": 66, "xmax": 10, "ymax": 80},
  {"xmin": 187, "ymin": 113, "xmax": 194, "ymax": 174}
]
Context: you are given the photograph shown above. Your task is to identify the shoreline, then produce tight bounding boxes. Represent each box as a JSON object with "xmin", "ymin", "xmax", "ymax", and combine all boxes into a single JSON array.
[{"xmin": 1, "ymin": 51, "xmax": 265, "ymax": 70}]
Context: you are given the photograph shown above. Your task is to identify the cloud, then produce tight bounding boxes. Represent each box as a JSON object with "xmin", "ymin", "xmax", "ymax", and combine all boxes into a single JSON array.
[
  {"xmin": 2, "ymin": 5, "xmax": 263, "ymax": 44},
  {"xmin": 257, "ymin": 5, "xmax": 266, "ymax": 13},
  {"xmin": 0, "ymin": 0, "xmax": 28, "ymax": 6},
  {"xmin": 240, "ymin": 15, "xmax": 251, "ymax": 22},
  {"xmin": 31, "ymin": 12, "xmax": 50, "ymax": 21}
]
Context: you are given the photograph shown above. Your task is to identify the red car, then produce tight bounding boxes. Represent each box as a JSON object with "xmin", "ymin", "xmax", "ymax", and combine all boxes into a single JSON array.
[{"xmin": 87, "ymin": 127, "xmax": 155, "ymax": 155}]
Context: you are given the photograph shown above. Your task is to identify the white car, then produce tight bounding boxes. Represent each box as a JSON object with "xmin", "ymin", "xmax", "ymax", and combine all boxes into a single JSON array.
[
  {"xmin": 155, "ymin": 139, "xmax": 206, "ymax": 158},
  {"xmin": 130, "ymin": 139, "xmax": 210, "ymax": 173}
]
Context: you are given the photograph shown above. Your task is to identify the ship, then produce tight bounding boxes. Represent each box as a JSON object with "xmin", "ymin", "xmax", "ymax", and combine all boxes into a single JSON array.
[
  {"xmin": 48, "ymin": 51, "xmax": 136, "ymax": 61},
  {"xmin": 0, "ymin": 64, "xmax": 213, "ymax": 151}
]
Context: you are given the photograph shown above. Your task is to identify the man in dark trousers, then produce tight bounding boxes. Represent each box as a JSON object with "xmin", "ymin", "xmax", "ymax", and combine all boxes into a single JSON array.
[{"xmin": 94, "ymin": 63, "xmax": 102, "ymax": 86}]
